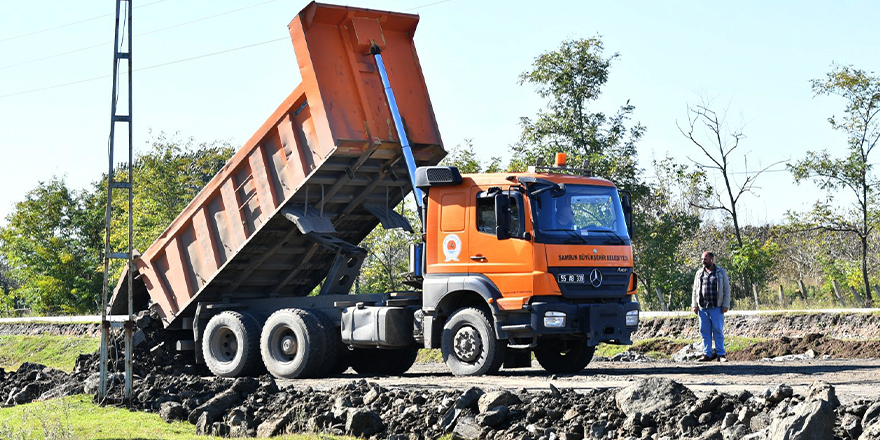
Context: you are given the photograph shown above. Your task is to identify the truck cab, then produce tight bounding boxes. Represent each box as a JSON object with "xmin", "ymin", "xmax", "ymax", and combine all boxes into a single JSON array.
[{"xmin": 415, "ymin": 161, "xmax": 640, "ymax": 375}]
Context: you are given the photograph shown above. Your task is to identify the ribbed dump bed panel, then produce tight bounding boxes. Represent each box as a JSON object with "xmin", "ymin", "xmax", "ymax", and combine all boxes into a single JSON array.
[{"xmin": 129, "ymin": 2, "xmax": 444, "ymax": 326}]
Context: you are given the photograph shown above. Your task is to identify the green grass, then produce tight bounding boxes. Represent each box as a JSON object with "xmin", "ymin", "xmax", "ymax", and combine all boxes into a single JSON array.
[
  {"xmin": 415, "ymin": 348, "xmax": 443, "ymax": 364},
  {"xmin": 0, "ymin": 395, "xmax": 358, "ymax": 440},
  {"xmin": 0, "ymin": 335, "xmax": 99, "ymax": 372},
  {"xmin": 724, "ymin": 336, "xmax": 765, "ymax": 352},
  {"xmin": 594, "ymin": 335, "xmax": 766, "ymax": 360}
]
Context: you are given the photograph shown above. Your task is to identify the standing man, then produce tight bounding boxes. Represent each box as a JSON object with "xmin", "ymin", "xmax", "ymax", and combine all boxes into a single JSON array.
[{"xmin": 691, "ymin": 251, "xmax": 731, "ymax": 362}]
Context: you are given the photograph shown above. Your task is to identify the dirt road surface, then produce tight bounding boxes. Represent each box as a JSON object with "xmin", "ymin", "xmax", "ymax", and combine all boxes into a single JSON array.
[{"xmin": 284, "ymin": 358, "xmax": 880, "ymax": 404}]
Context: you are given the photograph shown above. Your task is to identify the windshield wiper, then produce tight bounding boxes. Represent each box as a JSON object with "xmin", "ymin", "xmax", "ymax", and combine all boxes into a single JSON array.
[{"xmin": 518, "ymin": 177, "xmax": 566, "ymax": 197}]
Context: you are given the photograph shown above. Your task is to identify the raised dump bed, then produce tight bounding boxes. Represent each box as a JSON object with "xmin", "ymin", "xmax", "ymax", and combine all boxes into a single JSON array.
[{"xmin": 113, "ymin": 2, "xmax": 445, "ymax": 326}]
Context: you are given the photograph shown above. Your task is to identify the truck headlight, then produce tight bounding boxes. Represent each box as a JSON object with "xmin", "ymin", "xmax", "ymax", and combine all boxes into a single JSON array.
[
  {"xmin": 544, "ymin": 311, "xmax": 566, "ymax": 328},
  {"xmin": 625, "ymin": 310, "xmax": 639, "ymax": 327}
]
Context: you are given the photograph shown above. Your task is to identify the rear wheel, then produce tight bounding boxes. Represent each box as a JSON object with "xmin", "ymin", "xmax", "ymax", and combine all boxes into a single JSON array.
[
  {"xmin": 260, "ymin": 308, "xmax": 325, "ymax": 379},
  {"xmin": 349, "ymin": 347, "xmax": 419, "ymax": 376},
  {"xmin": 441, "ymin": 307, "xmax": 504, "ymax": 376},
  {"xmin": 534, "ymin": 338, "xmax": 595, "ymax": 374},
  {"xmin": 202, "ymin": 311, "xmax": 261, "ymax": 377}
]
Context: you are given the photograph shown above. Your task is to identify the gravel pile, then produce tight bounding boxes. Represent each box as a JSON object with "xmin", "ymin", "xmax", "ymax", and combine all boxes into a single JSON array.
[{"xmin": 3, "ymin": 310, "xmax": 880, "ymax": 439}]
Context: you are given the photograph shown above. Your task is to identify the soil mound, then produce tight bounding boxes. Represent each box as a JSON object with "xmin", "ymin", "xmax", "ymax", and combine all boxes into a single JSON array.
[
  {"xmin": 0, "ymin": 322, "xmax": 100, "ymax": 337},
  {"xmin": 728, "ymin": 333, "xmax": 880, "ymax": 361},
  {"xmin": 635, "ymin": 312, "xmax": 880, "ymax": 340}
]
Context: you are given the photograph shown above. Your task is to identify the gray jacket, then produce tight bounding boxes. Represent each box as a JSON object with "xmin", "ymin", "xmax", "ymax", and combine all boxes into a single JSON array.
[{"xmin": 691, "ymin": 265, "xmax": 731, "ymax": 309}]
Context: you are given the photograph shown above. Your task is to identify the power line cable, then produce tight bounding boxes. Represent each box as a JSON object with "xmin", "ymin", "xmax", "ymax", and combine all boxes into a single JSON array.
[
  {"xmin": 0, "ymin": 0, "xmax": 170, "ymax": 44},
  {"xmin": 404, "ymin": 0, "xmax": 454, "ymax": 11},
  {"xmin": 1, "ymin": 0, "xmax": 282, "ymax": 70},
  {"xmin": 139, "ymin": 0, "xmax": 281, "ymax": 37},
  {"xmin": 0, "ymin": 0, "xmax": 452, "ymax": 99},
  {"xmin": 135, "ymin": 37, "xmax": 286, "ymax": 73},
  {"xmin": 0, "ymin": 37, "xmax": 288, "ymax": 99}
]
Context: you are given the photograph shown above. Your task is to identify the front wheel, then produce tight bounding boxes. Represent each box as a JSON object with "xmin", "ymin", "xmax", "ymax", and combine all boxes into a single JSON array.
[
  {"xmin": 441, "ymin": 307, "xmax": 505, "ymax": 376},
  {"xmin": 534, "ymin": 338, "xmax": 595, "ymax": 374}
]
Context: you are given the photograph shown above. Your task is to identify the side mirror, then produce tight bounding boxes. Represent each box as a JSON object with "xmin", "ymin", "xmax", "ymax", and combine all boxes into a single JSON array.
[
  {"xmin": 619, "ymin": 191, "xmax": 633, "ymax": 238},
  {"xmin": 495, "ymin": 194, "xmax": 511, "ymax": 240}
]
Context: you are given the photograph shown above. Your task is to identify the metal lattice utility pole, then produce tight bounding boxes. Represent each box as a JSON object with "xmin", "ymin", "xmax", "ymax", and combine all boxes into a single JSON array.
[{"xmin": 100, "ymin": 0, "xmax": 134, "ymax": 402}]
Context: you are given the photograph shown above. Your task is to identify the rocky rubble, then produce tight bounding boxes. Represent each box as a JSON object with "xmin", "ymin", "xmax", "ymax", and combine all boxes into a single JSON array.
[{"xmin": 2, "ymin": 310, "xmax": 880, "ymax": 439}]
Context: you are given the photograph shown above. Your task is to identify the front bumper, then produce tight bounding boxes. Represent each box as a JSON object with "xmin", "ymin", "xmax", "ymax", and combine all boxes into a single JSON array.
[{"xmin": 498, "ymin": 299, "xmax": 640, "ymax": 346}]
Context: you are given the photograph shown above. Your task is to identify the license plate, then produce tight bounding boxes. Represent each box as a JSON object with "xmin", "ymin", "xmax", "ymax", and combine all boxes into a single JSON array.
[{"xmin": 558, "ymin": 273, "xmax": 584, "ymax": 283}]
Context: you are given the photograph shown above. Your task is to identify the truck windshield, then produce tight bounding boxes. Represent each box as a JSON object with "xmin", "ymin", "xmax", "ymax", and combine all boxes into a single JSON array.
[{"xmin": 531, "ymin": 184, "xmax": 630, "ymax": 245}]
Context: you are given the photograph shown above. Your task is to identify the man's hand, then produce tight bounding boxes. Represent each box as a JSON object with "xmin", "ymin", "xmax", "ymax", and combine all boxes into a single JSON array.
[
  {"xmin": 692, "ymin": 307, "xmax": 698, "ymax": 315},
  {"xmin": 722, "ymin": 307, "xmax": 729, "ymax": 314}
]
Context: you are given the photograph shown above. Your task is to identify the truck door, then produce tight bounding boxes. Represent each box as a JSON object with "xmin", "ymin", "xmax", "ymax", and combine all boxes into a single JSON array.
[{"xmin": 467, "ymin": 187, "xmax": 534, "ymax": 297}]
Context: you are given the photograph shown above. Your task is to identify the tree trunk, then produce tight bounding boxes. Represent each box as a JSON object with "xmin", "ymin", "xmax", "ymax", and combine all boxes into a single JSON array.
[
  {"xmin": 861, "ymin": 236, "xmax": 874, "ymax": 307},
  {"xmin": 831, "ymin": 280, "xmax": 847, "ymax": 307},
  {"xmin": 654, "ymin": 287, "xmax": 668, "ymax": 312},
  {"xmin": 752, "ymin": 285, "xmax": 760, "ymax": 309},
  {"xmin": 778, "ymin": 285, "xmax": 786, "ymax": 307},
  {"xmin": 797, "ymin": 280, "xmax": 808, "ymax": 301},
  {"xmin": 849, "ymin": 286, "xmax": 865, "ymax": 308}
]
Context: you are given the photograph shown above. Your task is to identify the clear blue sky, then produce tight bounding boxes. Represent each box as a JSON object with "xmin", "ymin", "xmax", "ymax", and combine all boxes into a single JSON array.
[{"xmin": 1, "ymin": 0, "xmax": 877, "ymax": 227}]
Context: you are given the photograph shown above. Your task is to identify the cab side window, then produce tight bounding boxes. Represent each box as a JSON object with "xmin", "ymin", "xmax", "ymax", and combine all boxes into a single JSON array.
[
  {"xmin": 476, "ymin": 197, "xmax": 495, "ymax": 234},
  {"xmin": 476, "ymin": 192, "xmax": 525, "ymax": 237}
]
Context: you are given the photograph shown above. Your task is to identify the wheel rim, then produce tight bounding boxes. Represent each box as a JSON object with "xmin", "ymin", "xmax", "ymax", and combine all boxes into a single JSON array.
[
  {"xmin": 269, "ymin": 327, "xmax": 297, "ymax": 363},
  {"xmin": 210, "ymin": 327, "xmax": 239, "ymax": 363},
  {"xmin": 452, "ymin": 325, "xmax": 482, "ymax": 363}
]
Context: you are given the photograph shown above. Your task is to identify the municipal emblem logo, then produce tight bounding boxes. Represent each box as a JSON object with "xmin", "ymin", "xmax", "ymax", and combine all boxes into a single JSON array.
[{"xmin": 442, "ymin": 234, "xmax": 462, "ymax": 262}]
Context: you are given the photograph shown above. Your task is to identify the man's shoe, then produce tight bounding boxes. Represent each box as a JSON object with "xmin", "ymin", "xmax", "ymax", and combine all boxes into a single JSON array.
[
  {"xmin": 711, "ymin": 353, "xmax": 718, "ymax": 361},
  {"xmin": 718, "ymin": 356, "xmax": 728, "ymax": 363},
  {"xmin": 697, "ymin": 355, "xmax": 713, "ymax": 362}
]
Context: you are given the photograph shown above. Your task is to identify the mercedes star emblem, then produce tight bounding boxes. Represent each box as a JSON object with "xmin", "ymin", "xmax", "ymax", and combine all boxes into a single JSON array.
[{"xmin": 589, "ymin": 268, "xmax": 603, "ymax": 288}]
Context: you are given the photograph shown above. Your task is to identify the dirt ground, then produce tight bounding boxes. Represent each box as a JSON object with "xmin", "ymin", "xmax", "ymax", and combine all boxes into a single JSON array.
[
  {"xmin": 277, "ymin": 357, "xmax": 880, "ymax": 405},
  {"xmin": 4, "ymin": 311, "xmax": 880, "ymax": 438},
  {"xmin": 4, "ymin": 312, "xmax": 880, "ymax": 404}
]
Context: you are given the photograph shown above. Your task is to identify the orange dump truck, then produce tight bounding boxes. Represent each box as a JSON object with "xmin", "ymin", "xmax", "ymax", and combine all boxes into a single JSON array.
[{"xmin": 114, "ymin": 2, "xmax": 639, "ymax": 378}]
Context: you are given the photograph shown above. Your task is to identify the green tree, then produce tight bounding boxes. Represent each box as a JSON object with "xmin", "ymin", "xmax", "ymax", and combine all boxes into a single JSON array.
[
  {"xmin": 788, "ymin": 64, "xmax": 880, "ymax": 306},
  {"xmin": 0, "ymin": 258, "xmax": 17, "ymax": 314},
  {"xmin": 0, "ymin": 134, "xmax": 235, "ymax": 315},
  {"xmin": 440, "ymin": 139, "xmax": 502, "ymax": 174},
  {"xmin": 100, "ymin": 133, "xmax": 235, "ymax": 278},
  {"xmin": 634, "ymin": 158, "xmax": 704, "ymax": 310},
  {"xmin": 727, "ymin": 237, "xmax": 780, "ymax": 306},
  {"xmin": 510, "ymin": 37, "xmax": 645, "ymax": 190},
  {"xmin": 0, "ymin": 178, "xmax": 103, "ymax": 314},
  {"xmin": 356, "ymin": 201, "xmax": 420, "ymax": 293}
]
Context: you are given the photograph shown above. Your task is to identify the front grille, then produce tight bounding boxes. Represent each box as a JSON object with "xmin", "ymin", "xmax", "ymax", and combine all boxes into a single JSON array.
[{"xmin": 549, "ymin": 267, "xmax": 630, "ymax": 299}]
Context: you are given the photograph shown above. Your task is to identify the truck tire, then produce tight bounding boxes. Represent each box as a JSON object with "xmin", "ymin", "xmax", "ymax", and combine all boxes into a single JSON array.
[
  {"xmin": 349, "ymin": 347, "xmax": 419, "ymax": 376},
  {"xmin": 441, "ymin": 307, "xmax": 505, "ymax": 376},
  {"xmin": 260, "ymin": 308, "xmax": 326, "ymax": 379},
  {"xmin": 534, "ymin": 339, "xmax": 595, "ymax": 374},
  {"xmin": 309, "ymin": 309, "xmax": 340, "ymax": 377},
  {"xmin": 202, "ymin": 311, "xmax": 261, "ymax": 378}
]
